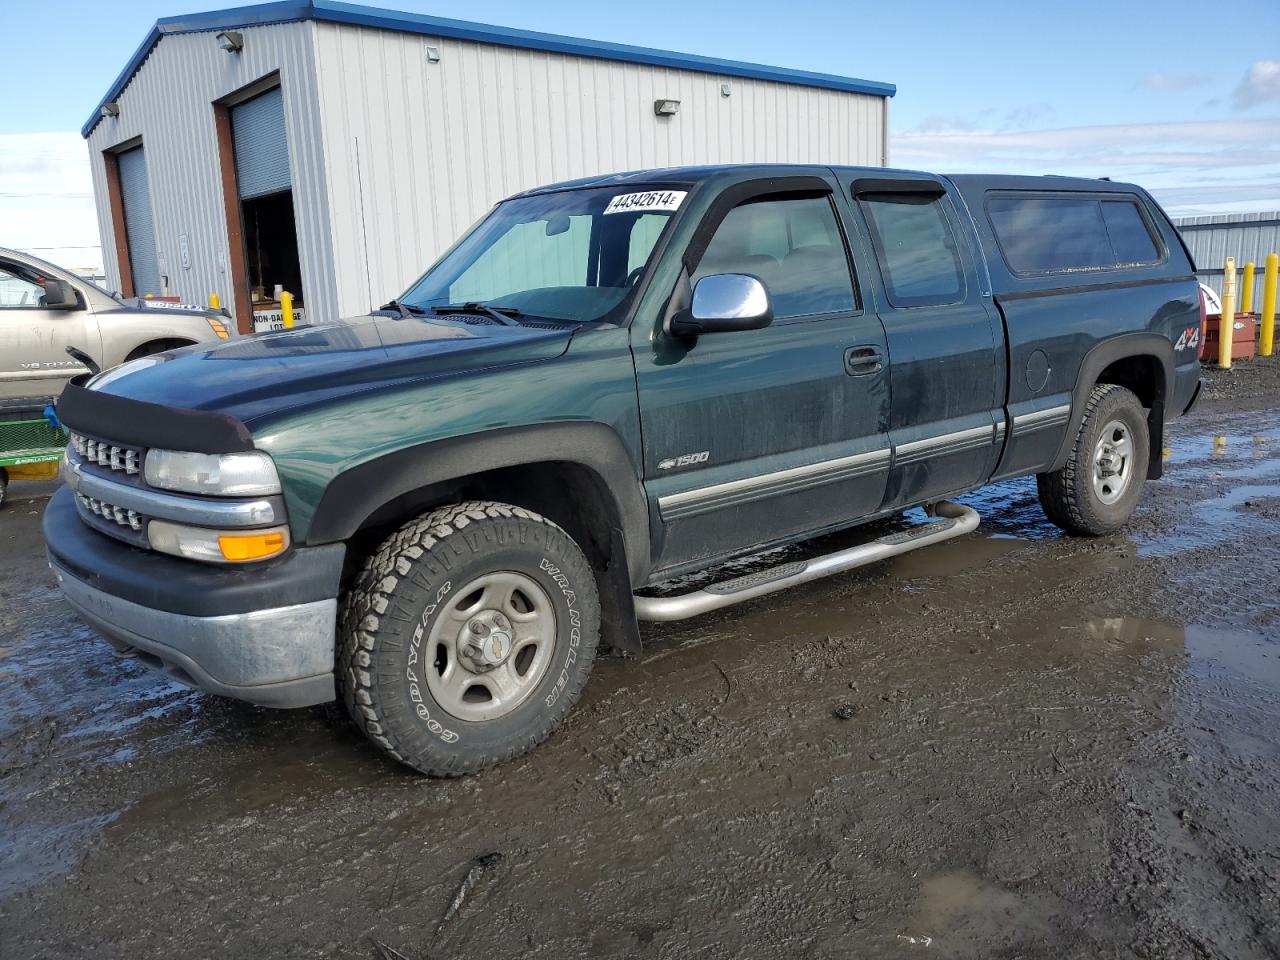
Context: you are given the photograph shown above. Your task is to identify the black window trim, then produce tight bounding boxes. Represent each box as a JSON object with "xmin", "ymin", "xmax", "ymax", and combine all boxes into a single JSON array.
[
  {"xmin": 857, "ymin": 189, "xmax": 970, "ymax": 310},
  {"xmin": 983, "ymin": 189, "xmax": 1168, "ymax": 280},
  {"xmin": 0, "ymin": 258, "xmax": 56, "ymax": 311},
  {"xmin": 688, "ymin": 182, "xmax": 864, "ymax": 325}
]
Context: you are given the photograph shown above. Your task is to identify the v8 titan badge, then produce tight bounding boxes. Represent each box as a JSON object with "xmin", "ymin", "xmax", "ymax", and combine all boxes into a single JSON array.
[{"xmin": 603, "ymin": 190, "xmax": 687, "ymax": 215}]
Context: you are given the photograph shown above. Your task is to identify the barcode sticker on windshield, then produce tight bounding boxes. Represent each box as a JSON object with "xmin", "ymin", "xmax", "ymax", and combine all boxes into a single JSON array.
[{"xmin": 604, "ymin": 190, "xmax": 687, "ymax": 215}]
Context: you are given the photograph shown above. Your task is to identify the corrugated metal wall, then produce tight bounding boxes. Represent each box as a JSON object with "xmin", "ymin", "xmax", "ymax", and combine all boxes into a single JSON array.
[
  {"xmin": 88, "ymin": 18, "xmax": 888, "ymax": 323},
  {"xmin": 311, "ymin": 22, "xmax": 888, "ymax": 317},
  {"xmin": 86, "ymin": 21, "xmax": 337, "ymax": 323},
  {"xmin": 1173, "ymin": 212, "xmax": 1280, "ymax": 298}
]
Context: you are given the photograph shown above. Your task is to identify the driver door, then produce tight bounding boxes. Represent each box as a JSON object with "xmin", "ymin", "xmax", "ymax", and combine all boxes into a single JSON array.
[
  {"xmin": 0, "ymin": 258, "xmax": 97, "ymax": 403},
  {"xmin": 632, "ymin": 180, "xmax": 891, "ymax": 575}
]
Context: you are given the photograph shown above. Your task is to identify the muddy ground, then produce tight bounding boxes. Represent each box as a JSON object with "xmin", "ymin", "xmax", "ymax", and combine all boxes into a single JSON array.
[{"xmin": 2, "ymin": 362, "xmax": 1278, "ymax": 960}]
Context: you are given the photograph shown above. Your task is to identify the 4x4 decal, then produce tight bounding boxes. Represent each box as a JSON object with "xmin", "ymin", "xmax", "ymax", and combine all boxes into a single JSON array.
[{"xmin": 1173, "ymin": 326, "xmax": 1200, "ymax": 352}]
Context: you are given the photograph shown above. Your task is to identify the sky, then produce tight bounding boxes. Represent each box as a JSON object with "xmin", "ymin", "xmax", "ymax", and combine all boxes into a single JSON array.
[{"xmin": 2, "ymin": 0, "xmax": 1278, "ymax": 271}]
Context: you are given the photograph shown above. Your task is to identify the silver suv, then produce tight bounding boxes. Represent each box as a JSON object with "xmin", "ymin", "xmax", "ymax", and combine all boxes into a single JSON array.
[{"xmin": 0, "ymin": 247, "xmax": 231, "ymax": 409}]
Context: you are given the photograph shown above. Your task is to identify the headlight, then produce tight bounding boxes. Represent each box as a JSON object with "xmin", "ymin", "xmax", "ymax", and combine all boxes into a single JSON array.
[
  {"xmin": 148, "ymin": 520, "xmax": 290, "ymax": 564},
  {"xmin": 144, "ymin": 449, "xmax": 281, "ymax": 496}
]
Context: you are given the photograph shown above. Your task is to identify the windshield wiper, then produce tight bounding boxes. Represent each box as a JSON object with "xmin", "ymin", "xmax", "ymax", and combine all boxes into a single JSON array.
[
  {"xmin": 431, "ymin": 302, "xmax": 521, "ymax": 326},
  {"xmin": 378, "ymin": 299, "xmax": 427, "ymax": 318}
]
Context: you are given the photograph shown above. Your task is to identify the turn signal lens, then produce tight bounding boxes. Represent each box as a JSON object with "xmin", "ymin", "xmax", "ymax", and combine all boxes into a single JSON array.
[
  {"xmin": 217, "ymin": 530, "xmax": 288, "ymax": 562},
  {"xmin": 207, "ymin": 317, "xmax": 231, "ymax": 340},
  {"xmin": 148, "ymin": 519, "xmax": 290, "ymax": 564}
]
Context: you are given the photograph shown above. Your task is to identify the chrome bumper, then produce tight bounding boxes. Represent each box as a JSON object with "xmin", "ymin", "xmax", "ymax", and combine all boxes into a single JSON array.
[{"xmin": 52, "ymin": 560, "xmax": 337, "ymax": 708}]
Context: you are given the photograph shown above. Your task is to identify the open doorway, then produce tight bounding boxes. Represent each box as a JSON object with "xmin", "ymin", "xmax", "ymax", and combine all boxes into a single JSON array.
[
  {"xmin": 215, "ymin": 80, "xmax": 305, "ymax": 333},
  {"xmin": 242, "ymin": 189, "xmax": 303, "ymax": 330}
]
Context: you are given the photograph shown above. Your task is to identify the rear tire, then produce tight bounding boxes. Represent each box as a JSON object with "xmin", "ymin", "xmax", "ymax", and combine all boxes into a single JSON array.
[
  {"xmin": 1037, "ymin": 384, "xmax": 1149, "ymax": 536},
  {"xmin": 0, "ymin": 467, "xmax": 7, "ymax": 509},
  {"xmin": 337, "ymin": 501, "xmax": 600, "ymax": 776}
]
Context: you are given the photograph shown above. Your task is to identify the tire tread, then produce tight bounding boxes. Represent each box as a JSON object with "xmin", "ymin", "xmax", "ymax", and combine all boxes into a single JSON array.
[
  {"xmin": 1037, "ymin": 383, "xmax": 1147, "ymax": 536},
  {"xmin": 336, "ymin": 500, "xmax": 597, "ymax": 776}
]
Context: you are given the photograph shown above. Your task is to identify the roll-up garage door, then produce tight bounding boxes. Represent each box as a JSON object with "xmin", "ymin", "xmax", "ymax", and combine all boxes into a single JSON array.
[
  {"xmin": 117, "ymin": 146, "xmax": 161, "ymax": 297},
  {"xmin": 232, "ymin": 87, "xmax": 290, "ymax": 199}
]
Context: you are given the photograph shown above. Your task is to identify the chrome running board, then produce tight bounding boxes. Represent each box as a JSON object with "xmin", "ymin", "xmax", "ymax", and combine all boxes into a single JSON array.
[{"xmin": 633, "ymin": 501, "xmax": 980, "ymax": 622}]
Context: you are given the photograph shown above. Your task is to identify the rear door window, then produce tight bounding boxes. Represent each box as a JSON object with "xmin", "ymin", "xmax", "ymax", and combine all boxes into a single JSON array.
[
  {"xmin": 987, "ymin": 194, "xmax": 1162, "ymax": 275},
  {"xmin": 858, "ymin": 193, "xmax": 966, "ymax": 308}
]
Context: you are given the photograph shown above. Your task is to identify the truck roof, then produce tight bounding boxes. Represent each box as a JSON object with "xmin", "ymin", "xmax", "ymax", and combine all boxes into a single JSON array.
[{"xmin": 512, "ymin": 164, "xmax": 1146, "ymax": 200}]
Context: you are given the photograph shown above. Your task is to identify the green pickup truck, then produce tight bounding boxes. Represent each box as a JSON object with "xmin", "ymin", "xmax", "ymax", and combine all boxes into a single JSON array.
[{"xmin": 45, "ymin": 164, "xmax": 1204, "ymax": 775}]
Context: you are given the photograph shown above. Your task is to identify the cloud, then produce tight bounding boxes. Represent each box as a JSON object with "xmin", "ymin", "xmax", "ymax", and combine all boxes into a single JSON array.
[
  {"xmin": 1233, "ymin": 60, "xmax": 1280, "ymax": 109},
  {"xmin": 1140, "ymin": 72, "xmax": 1208, "ymax": 92},
  {"xmin": 1000, "ymin": 102, "xmax": 1054, "ymax": 130},
  {"xmin": 0, "ymin": 133, "xmax": 101, "ymax": 271},
  {"xmin": 911, "ymin": 114, "xmax": 979, "ymax": 135},
  {"xmin": 891, "ymin": 117, "xmax": 1280, "ymax": 214},
  {"xmin": 906, "ymin": 104, "xmax": 1055, "ymax": 136}
]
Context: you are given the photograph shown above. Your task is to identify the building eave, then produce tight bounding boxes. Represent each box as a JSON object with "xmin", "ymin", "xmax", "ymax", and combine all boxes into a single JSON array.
[{"xmin": 83, "ymin": 0, "xmax": 895, "ymax": 139}]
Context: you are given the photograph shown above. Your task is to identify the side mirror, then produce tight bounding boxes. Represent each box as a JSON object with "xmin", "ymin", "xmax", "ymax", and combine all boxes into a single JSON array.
[
  {"xmin": 670, "ymin": 273, "xmax": 773, "ymax": 337},
  {"xmin": 42, "ymin": 279, "xmax": 80, "ymax": 311}
]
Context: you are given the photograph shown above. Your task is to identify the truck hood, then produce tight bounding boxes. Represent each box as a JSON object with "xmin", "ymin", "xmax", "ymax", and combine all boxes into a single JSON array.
[{"xmin": 90, "ymin": 313, "xmax": 577, "ymax": 425}]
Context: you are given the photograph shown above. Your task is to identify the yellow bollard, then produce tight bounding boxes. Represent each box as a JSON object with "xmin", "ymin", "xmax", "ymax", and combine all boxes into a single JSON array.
[
  {"xmin": 281, "ymin": 291, "xmax": 294, "ymax": 329},
  {"xmin": 1261, "ymin": 252, "xmax": 1278, "ymax": 358},
  {"xmin": 1241, "ymin": 261, "xmax": 1255, "ymax": 314},
  {"xmin": 209, "ymin": 292, "xmax": 221, "ymax": 310},
  {"xmin": 1219, "ymin": 257, "xmax": 1236, "ymax": 369}
]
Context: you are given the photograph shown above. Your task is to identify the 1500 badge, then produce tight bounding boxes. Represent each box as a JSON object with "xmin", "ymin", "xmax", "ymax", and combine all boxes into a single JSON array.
[{"xmin": 658, "ymin": 451, "xmax": 710, "ymax": 470}]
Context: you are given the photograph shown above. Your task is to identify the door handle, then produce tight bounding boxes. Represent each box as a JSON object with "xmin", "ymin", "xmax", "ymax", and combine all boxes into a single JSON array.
[{"xmin": 844, "ymin": 345, "xmax": 884, "ymax": 376}]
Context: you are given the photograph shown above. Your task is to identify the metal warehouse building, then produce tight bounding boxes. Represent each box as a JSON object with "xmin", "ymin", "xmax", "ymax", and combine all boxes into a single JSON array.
[
  {"xmin": 85, "ymin": 0, "xmax": 895, "ymax": 333},
  {"xmin": 1173, "ymin": 211, "xmax": 1280, "ymax": 298}
]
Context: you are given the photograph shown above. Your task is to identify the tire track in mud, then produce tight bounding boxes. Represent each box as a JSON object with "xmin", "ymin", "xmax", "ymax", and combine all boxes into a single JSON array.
[{"xmin": 2, "ymin": 402, "xmax": 1279, "ymax": 958}]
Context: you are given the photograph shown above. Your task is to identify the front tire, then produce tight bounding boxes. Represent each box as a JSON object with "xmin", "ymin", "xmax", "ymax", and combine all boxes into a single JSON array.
[
  {"xmin": 1037, "ymin": 384, "xmax": 1149, "ymax": 536},
  {"xmin": 337, "ymin": 501, "xmax": 600, "ymax": 776}
]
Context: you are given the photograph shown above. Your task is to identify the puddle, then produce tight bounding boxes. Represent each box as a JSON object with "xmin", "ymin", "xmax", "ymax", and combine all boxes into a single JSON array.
[
  {"xmin": 0, "ymin": 811, "xmax": 121, "ymax": 898},
  {"xmin": 1137, "ymin": 419, "xmax": 1280, "ymax": 558},
  {"xmin": 885, "ymin": 535, "xmax": 1025, "ymax": 580},
  {"xmin": 1138, "ymin": 482, "xmax": 1280, "ymax": 557},
  {"xmin": 1184, "ymin": 623, "xmax": 1280, "ymax": 694},
  {"xmin": 908, "ymin": 870, "xmax": 1052, "ymax": 950},
  {"xmin": 1056, "ymin": 617, "xmax": 1277, "ymax": 685},
  {"xmin": 956, "ymin": 477, "xmax": 1064, "ymax": 540},
  {"xmin": 1072, "ymin": 616, "xmax": 1187, "ymax": 657}
]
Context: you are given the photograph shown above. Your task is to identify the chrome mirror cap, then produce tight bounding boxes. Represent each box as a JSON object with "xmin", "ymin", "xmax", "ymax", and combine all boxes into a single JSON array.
[{"xmin": 692, "ymin": 273, "xmax": 771, "ymax": 323}]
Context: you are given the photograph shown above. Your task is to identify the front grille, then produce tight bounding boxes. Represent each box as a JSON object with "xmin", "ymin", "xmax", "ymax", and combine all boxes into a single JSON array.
[
  {"xmin": 73, "ymin": 490, "xmax": 149, "ymax": 548},
  {"xmin": 75, "ymin": 492, "xmax": 145, "ymax": 531},
  {"xmin": 69, "ymin": 432, "xmax": 142, "ymax": 476}
]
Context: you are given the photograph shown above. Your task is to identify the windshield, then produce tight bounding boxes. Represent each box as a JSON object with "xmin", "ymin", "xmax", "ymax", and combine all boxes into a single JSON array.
[
  {"xmin": 7, "ymin": 250, "xmax": 122, "ymax": 303},
  {"xmin": 401, "ymin": 185, "xmax": 686, "ymax": 324}
]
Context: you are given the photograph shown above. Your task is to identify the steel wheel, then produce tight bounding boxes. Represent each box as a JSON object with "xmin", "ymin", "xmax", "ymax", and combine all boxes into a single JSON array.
[
  {"xmin": 424, "ymin": 571, "xmax": 557, "ymax": 722},
  {"xmin": 1092, "ymin": 418, "xmax": 1133, "ymax": 505}
]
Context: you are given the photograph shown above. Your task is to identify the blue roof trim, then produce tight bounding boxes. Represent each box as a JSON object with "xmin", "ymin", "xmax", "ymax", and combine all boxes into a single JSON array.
[
  {"xmin": 82, "ymin": 1, "xmax": 312, "ymax": 137},
  {"xmin": 84, "ymin": 0, "xmax": 895, "ymax": 139},
  {"xmin": 312, "ymin": 0, "xmax": 895, "ymax": 98}
]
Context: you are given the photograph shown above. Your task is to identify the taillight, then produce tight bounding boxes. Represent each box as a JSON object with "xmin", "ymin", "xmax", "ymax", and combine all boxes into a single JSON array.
[{"xmin": 1198, "ymin": 287, "xmax": 1208, "ymax": 327}]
